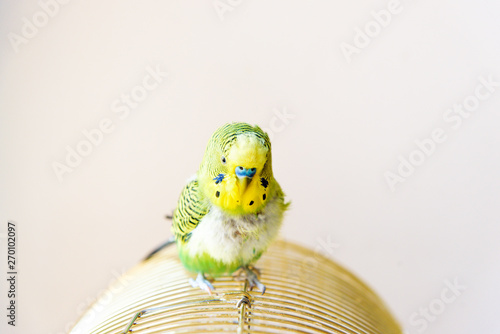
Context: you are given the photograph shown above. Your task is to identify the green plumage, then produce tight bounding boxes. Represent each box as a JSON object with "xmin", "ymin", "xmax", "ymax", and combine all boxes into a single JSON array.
[
  {"xmin": 171, "ymin": 123, "xmax": 288, "ymax": 282},
  {"xmin": 171, "ymin": 180, "xmax": 208, "ymax": 244}
]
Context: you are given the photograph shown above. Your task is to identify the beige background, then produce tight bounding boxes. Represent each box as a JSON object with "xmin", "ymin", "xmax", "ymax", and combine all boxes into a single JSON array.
[{"xmin": 1, "ymin": 1, "xmax": 500, "ymax": 333}]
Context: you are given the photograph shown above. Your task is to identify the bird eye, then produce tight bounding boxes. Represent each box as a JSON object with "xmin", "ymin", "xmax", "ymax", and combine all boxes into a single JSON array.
[{"xmin": 221, "ymin": 156, "xmax": 227, "ymax": 164}]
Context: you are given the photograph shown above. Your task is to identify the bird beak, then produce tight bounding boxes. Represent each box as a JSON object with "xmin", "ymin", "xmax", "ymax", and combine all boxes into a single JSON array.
[
  {"xmin": 235, "ymin": 166, "xmax": 256, "ymax": 194},
  {"xmin": 237, "ymin": 176, "xmax": 249, "ymax": 195}
]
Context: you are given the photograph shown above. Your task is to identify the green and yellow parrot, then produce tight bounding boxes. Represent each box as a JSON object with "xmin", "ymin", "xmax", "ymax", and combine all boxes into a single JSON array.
[{"xmin": 170, "ymin": 122, "xmax": 288, "ymax": 294}]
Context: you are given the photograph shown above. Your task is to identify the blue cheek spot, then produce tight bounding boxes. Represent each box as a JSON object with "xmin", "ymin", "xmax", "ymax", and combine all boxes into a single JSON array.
[{"xmin": 213, "ymin": 174, "xmax": 225, "ymax": 184}]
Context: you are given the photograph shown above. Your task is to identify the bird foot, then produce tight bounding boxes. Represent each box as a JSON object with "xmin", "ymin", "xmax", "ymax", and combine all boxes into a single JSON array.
[
  {"xmin": 189, "ymin": 273, "xmax": 215, "ymax": 295},
  {"xmin": 242, "ymin": 266, "xmax": 266, "ymax": 295},
  {"xmin": 233, "ymin": 265, "xmax": 261, "ymax": 280},
  {"xmin": 232, "ymin": 268, "xmax": 246, "ymax": 281}
]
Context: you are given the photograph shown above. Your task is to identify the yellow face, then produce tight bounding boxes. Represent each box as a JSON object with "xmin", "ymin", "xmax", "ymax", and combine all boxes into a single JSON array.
[{"xmin": 204, "ymin": 134, "xmax": 270, "ymax": 215}]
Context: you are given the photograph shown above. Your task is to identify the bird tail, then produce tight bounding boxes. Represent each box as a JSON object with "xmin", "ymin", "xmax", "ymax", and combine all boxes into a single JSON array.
[{"xmin": 143, "ymin": 236, "xmax": 176, "ymax": 261}]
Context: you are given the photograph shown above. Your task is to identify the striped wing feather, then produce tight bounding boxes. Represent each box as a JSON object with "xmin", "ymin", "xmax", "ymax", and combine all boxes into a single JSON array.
[{"xmin": 172, "ymin": 180, "xmax": 208, "ymax": 244}]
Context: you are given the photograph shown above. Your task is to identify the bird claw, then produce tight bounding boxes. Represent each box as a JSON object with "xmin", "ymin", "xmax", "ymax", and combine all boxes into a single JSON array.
[
  {"xmin": 189, "ymin": 273, "xmax": 215, "ymax": 295},
  {"xmin": 243, "ymin": 266, "xmax": 266, "ymax": 295}
]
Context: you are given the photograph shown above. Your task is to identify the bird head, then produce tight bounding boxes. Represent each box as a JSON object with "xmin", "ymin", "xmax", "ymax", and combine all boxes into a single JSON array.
[{"xmin": 198, "ymin": 123, "xmax": 273, "ymax": 215}]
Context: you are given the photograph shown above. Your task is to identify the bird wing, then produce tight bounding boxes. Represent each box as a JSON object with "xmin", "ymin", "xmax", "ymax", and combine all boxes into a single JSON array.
[{"xmin": 171, "ymin": 179, "xmax": 209, "ymax": 244}]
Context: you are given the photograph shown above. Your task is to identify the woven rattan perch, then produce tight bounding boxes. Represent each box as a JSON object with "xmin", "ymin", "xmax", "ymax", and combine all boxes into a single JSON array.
[{"xmin": 70, "ymin": 240, "xmax": 402, "ymax": 334}]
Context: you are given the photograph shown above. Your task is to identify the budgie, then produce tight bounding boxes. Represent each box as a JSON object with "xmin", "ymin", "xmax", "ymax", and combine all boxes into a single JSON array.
[{"xmin": 169, "ymin": 122, "xmax": 288, "ymax": 295}]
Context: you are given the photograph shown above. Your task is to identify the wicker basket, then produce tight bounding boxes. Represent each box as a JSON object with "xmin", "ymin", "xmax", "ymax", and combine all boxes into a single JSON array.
[{"xmin": 70, "ymin": 240, "xmax": 401, "ymax": 334}]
